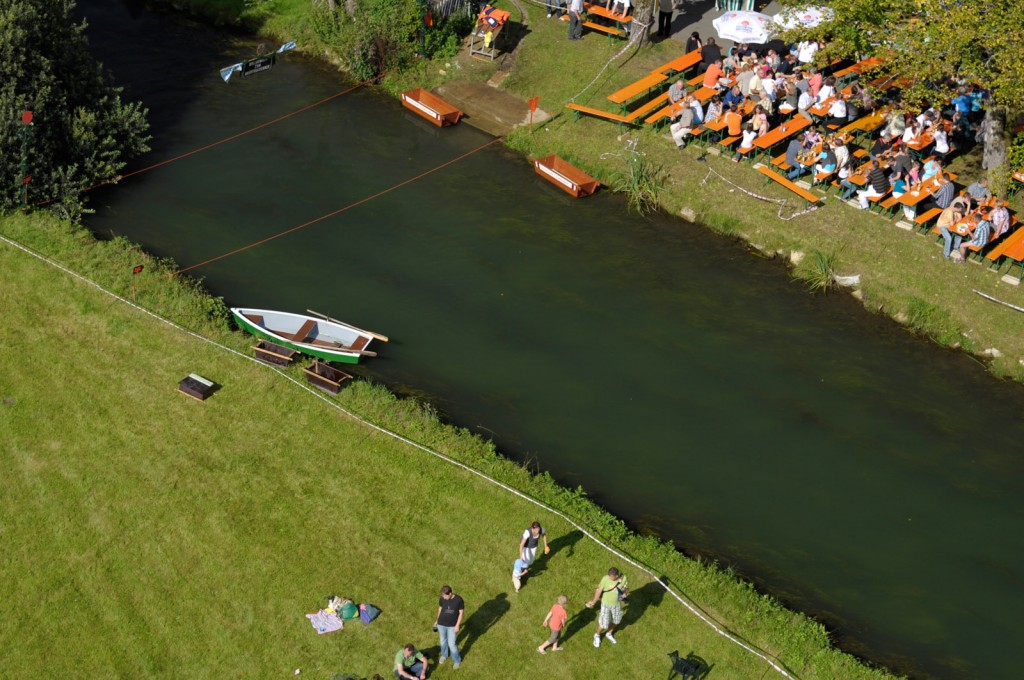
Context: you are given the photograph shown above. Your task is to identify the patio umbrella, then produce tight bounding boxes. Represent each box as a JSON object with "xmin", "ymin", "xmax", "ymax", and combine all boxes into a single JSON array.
[
  {"xmin": 712, "ymin": 10, "xmax": 774, "ymax": 44},
  {"xmin": 772, "ymin": 6, "xmax": 833, "ymax": 30}
]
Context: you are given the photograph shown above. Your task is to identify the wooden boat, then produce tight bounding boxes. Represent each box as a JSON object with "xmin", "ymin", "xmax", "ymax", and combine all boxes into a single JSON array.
[
  {"xmin": 400, "ymin": 88, "xmax": 462, "ymax": 127},
  {"xmin": 231, "ymin": 308, "xmax": 379, "ymax": 364},
  {"xmin": 533, "ymin": 155, "xmax": 600, "ymax": 198}
]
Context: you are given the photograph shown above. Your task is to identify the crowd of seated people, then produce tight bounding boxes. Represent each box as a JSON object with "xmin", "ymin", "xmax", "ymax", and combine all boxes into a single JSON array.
[{"xmin": 652, "ymin": 38, "xmax": 1019, "ymax": 266}]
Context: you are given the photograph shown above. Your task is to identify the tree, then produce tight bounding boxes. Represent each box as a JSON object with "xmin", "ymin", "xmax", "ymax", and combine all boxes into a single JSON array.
[
  {"xmin": 776, "ymin": 0, "xmax": 1024, "ymax": 192},
  {"xmin": 0, "ymin": 0, "xmax": 150, "ymax": 217}
]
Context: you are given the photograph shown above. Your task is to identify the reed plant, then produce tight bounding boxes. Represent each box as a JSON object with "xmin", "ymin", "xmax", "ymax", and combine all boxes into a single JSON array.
[
  {"xmin": 613, "ymin": 151, "xmax": 665, "ymax": 216},
  {"xmin": 794, "ymin": 249, "xmax": 838, "ymax": 293}
]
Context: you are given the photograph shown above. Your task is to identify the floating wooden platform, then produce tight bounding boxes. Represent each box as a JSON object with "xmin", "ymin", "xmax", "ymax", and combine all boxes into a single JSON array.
[
  {"xmin": 533, "ymin": 155, "xmax": 600, "ymax": 198},
  {"xmin": 400, "ymin": 88, "xmax": 462, "ymax": 127}
]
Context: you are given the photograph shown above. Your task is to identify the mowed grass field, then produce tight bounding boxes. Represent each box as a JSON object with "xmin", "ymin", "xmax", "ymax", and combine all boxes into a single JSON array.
[{"xmin": 0, "ymin": 239, "xmax": 790, "ymax": 679}]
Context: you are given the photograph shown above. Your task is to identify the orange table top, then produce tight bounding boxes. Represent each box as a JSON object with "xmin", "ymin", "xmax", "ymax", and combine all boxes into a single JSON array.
[
  {"xmin": 807, "ymin": 97, "xmax": 835, "ymax": 118},
  {"xmin": 654, "ymin": 49, "xmax": 702, "ymax": 76},
  {"xmin": 754, "ymin": 116, "xmax": 812, "ymax": 150},
  {"xmin": 833, "ymin": 56, "xmax": 884, "ymax": 79},
  {"xmin": 608, "ymin": 72, "xmax": 667, "ymax": 104},
  {"xmin": 897, "ymin": 177, "xmax": 944, "ymax": 207},
  {"xmin": 584, "ymin": 2, "xmax": 632, "ymax": 22}
]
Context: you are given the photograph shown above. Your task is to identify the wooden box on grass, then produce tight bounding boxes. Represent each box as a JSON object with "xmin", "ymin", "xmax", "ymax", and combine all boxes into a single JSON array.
[
  {"xmin": 178, "ymin": 373, "xmax": 216, "ymax": 401},
  {"xmin": 303, "ymin": 361, "xmax": 352, "ymax": 395},
  {"xmin": 253, "ymin": 340, "xmax": 298, "ymax": 366}
]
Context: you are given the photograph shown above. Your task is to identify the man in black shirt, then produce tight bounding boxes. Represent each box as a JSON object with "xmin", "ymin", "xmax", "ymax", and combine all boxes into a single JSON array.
[
  {"xmin": 857, "ymin": 160, "xmax": 890, "ymax": 209},
  {"xmin": 869, "ymin": 132, "xmax": 893, "ymax": 160},
  {"xmin": 434, "ymin": 585, "xmax": 465, "ymax": 669}
]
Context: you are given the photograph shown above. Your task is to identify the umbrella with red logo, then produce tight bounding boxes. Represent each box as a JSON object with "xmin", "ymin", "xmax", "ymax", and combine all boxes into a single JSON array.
[
  {"xmin": 773, "ymin": 6, "xmax": 833, "ymax": 29},
  {"xmin": 712, "ymin": 10, "xmax": 774, "ymax": 44}
]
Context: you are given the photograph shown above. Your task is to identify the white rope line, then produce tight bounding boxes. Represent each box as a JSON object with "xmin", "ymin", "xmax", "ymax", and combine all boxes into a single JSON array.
[
  {"xmin": 700, "ymin": 165, "xmax": 823, "ymax": 221},
  {"xmin": 0, "ymin": 232, "xmax": 796, "ymax": 679}
]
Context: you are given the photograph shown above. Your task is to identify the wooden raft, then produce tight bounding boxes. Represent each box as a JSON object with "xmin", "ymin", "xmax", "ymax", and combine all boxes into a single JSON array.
[
  {"xmin": 400, "ymin": 88, "xmax": 462, "ymax": 127},
  {"xmin": 533, "ymin": 155, "xmax": 599, "ymax": 198}
]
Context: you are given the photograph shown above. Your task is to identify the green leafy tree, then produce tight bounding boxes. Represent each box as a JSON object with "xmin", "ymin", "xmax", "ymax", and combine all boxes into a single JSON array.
[
  {"xmin": 0, "ymin": 0, "xmax": 150, "ymax": 217},
  {"xmin": 777, "ymin": 0, "xmax": 1024, "ymax": 192}
]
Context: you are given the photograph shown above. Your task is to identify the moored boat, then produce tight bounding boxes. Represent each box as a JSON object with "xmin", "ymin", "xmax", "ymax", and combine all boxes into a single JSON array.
[
  {"xmin": 533, "ymin": 155, "xmax": 600, "ymax": 198},
  {"xmin": 400, "ymin": 88, "xmax": 463, "ymax": 127},
  {"xmin": 231, "ymin": 308, "xmax": 380, "ymax": 364}
]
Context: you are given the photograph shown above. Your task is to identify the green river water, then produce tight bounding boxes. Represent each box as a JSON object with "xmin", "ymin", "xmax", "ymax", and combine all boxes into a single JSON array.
[{"xmin": 79, "ymin": 2, "xmax": 1024, "ymax": 677}]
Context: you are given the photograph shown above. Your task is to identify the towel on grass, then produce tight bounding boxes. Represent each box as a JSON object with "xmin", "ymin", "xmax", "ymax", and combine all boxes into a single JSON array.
[{"xmin": 306, "ymin": 609, "xmax": 344, "ymax": 634}]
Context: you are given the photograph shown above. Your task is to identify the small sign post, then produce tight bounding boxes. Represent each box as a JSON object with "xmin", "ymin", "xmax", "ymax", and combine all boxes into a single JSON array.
[
  {"xmin": 132, "ymin": 264, "xmax": 143, "ymax": 299},
  {"xmin": 18, "ymin": 111, "xmax": 33, "ymax": 212}
]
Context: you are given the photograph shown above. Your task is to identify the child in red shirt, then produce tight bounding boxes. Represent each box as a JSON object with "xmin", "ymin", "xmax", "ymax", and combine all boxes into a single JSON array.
[{"xmin": 537, "ymin": 596, "xmax": 569, "ymax": 653}]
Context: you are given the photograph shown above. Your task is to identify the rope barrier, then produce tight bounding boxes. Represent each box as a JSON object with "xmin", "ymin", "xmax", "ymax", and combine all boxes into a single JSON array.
[
  {"xmin": 0, "ymin": 231, "xmax": 797, "ymax": 679},
  {"xmin": 699, "ymin": 165, "xmax": 823, "ymax": 221},
  {"xmin": 35, "ymin": 72, "xmax": 388, "ymax": 207},
  {"xmin": 173, "ymin": 136, "xmax": 504, "ymax": 276}
]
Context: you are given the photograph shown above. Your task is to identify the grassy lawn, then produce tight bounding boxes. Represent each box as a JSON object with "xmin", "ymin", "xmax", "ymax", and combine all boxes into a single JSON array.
[{"xmin": 0, "ymin": 215, "xmax": 899, "ymax": 678}]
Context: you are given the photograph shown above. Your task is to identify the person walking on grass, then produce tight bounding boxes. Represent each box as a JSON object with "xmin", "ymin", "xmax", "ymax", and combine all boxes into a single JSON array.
[
  {"xmin": 434, "ymin": 585, "xmax": 464, "ymax": 669},
  {"xmin": 519, "ymin": 521, "xmax": 550, "ymax": 566},
  {"xmin": 393, "ymin": 643, "xmax": 428, "ymax": 680},
  {"xmin": 538, "ymin": 595, "xmax": 569, "ymax": 654},
  {"xmin": 585, "ymin": 567, "xmax": 628, "ymax": 647},
  {"xmin": 513, "ymin": 557, "xmax": 530, "ymax": 593}
]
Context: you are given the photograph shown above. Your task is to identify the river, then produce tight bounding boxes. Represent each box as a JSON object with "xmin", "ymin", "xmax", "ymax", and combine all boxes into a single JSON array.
[{"xmin": 78, "ymin": 2, "xmax": 1024, "ymax": 677}]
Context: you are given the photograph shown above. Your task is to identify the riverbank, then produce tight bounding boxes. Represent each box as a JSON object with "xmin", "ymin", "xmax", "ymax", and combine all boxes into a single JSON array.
[
  {"xmin": 0, "ymin": 212, "xmax": 895, "ymax": 678},
  {"xmin": 162, "ymin": 0, "xmax": 1024, "ymax": 384}
]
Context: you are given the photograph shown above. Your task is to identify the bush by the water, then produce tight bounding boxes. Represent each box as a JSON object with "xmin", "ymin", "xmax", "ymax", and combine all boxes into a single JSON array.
[{"xmin": 0, "ymin": 0, "xmax": 150, "ymax": 218}]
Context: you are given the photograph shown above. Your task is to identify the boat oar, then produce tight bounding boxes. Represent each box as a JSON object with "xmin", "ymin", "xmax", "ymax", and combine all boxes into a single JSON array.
[
  {"xmin": 322, "ymin": 343, "xmax": 377, "ymax": 357},
  {"xmin": 307, "ymin": 309, "xmax": 389, "ymax": 343}
]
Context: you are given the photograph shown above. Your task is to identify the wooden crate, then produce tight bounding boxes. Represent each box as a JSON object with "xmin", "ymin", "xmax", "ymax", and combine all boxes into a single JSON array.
[
  {"xmin": 178, "ymin": 373, "xmax": 216, "ymax": 401},
  {"xmin": 253, "ymin": 340, "xmax": 298, "ymax": 366},
  {"xmin": 303, "ymin": 361, "xmax": 353, "ymax": 395}
]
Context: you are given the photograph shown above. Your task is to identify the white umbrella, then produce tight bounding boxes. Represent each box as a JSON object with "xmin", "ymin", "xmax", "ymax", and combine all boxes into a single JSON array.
[
  {"xmin": 772, "ymin": 6, "xmax": 833, "ymax": 30},
  {"xmin": 712, "ymin": 10, "xmax": 774, "ymax": 45}
]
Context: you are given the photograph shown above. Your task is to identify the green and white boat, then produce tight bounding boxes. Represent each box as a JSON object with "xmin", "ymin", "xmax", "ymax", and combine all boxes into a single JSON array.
[{"xmin": 231, "ymin": 307, "xmax": 384, "ymax": 364}]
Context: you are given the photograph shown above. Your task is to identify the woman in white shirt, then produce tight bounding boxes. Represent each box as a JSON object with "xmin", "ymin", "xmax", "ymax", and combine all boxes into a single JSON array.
[
  {"xmin": 797, "ymin": 40, "xmax": 818, "ymax": 64},
  {"xmin": 902, "ymin": 119, "xmax": 921, "ymax": 144},
  {"xmin": 815, "ymin": 76, "xmax": 836, "ymax": 105},
  {"xmin": 931, "ymin": 126, "xmax": 950, "ymax": 159},
  {"xmin": 827, "ymin": 97, "xmax": 847, "ymax": 126}
]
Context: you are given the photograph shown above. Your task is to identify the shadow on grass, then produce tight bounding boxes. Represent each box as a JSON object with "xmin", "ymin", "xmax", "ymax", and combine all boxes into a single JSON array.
[
  {"xmin": 459, "ymin": 592, "xmax": 511, "ymax": 658},
  {"xmin": 561, "ymin": 601, "xmax": 597, "ymax": 645},
  {"xmin": 618, "ymin": 579, "xmax": 667, "ymax": 634},
  {"xmin": 667, "ymin": 650, "xmax": 714, "ymax": 679},
  {"xmin": 528, "ymin": 529, "xmax": 585, "ymax": 577}
]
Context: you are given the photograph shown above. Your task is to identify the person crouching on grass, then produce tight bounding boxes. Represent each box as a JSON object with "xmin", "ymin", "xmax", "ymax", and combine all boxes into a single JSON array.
[{"xmin": 537, "ymin": 595, "xmax": 569, "ymax": 654}]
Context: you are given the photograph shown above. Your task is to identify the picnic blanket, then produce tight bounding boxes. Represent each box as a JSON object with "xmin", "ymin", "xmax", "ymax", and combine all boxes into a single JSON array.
[{"xmin": 306, "ymin": 609, "xmax": 344, "ymax": 634}]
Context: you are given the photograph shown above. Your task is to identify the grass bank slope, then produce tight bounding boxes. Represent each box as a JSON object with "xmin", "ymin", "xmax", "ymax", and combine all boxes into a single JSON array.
[{"xmin": 0, "ymin": 214, "xmax": 895, "ymax": 679}]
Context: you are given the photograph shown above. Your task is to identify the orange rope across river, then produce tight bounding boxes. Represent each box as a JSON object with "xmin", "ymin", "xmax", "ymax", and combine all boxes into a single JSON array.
[
  {"xmin": 36, "ymin": 72, "xmax": 388, "ymax": 207},
  {"xmin": 173, "ymin": 136, "xmax": 505, "ymax": 276}
]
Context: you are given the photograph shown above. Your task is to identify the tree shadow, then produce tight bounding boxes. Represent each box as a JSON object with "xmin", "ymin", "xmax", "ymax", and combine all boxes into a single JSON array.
[
  {"xmin": 617, "ymin": 579, "xmax": 667, "ymax": 634},
  {"xmin": 458, "ymin": 592, "xmax": 511, "ymax": 658}
]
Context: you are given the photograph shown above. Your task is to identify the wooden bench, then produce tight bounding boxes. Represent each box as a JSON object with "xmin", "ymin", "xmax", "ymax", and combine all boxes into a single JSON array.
[
  {"xmin": 718, "ymin": 135, "xmax": 741, "ymax": 150},
  {"xmin": 813, "ymin": 169, "xmax": 836, "ymax": 189},
  {"xmin": 986, "ymin": 224, "xmax": 1024, "ymax": 270},
  {"xmin": 565, "ymin": 102, "xmax": 633, "ymax": 131},
  {"xmin": 288, "ymin": 319, "xmax": 317, "ymax": 342},
  {"xmin": 771, "ymin": 152, "xmax": 792, "ymax": 172},
  {"xmin": 243, "ymin": 313, "xmax": 264, "ymax": 325},
  {"xmin": 560, "ymin": 14, "xmax": 625, "ymax": 39},
  {"xmin": 756, "ymin": 166, "xmax": 822, "ymax": 207},
  {"xmin": 913, "ymin": 207, "xmax": 943, "ymax": 231},
  {"xmin": 879, "ymin": 194, "xmax": 903, "ymax": 217},
  {"xmin": 628, "ymin": 92, "xmax": 670, "ymax": 120}
]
